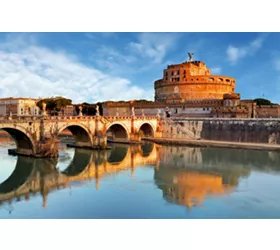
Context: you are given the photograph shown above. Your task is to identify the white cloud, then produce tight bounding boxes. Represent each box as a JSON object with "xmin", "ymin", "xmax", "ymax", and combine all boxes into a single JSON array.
[
  {"xmin": 210, "ymin": 67, "xmax": 221, "ymax": 74},
  {"xmin": 94, "ymin": 45, "xmax": 137, "ymax": 72},
  {"xmin": 128, "ymin": 33, "xmax": 181, "ymax": 64},
  {"xmin": 0, "ymin": 36, "xmax": 154, "ymax": 104},
  {"xmin": 226, "ymin": 34, "xmax": 267, "ymax": 64},
  {"xmin": 226, "ymin": 46, "xmax": 247, "ymax": 64}
]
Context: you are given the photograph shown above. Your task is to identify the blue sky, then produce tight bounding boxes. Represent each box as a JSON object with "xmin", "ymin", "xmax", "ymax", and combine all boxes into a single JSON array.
[{"xmin": 0, "ymin": 32, "xmax": 279, "ymax": 104}]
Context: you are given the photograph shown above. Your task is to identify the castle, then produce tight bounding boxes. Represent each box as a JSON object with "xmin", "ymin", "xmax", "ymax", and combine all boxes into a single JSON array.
[{"xmin": 102, "ymin": 53, "xmax": 280, "ymax": 118}]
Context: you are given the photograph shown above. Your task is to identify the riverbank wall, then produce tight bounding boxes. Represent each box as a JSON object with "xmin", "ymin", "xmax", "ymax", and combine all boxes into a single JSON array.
[{"xmin": 158, "ymin": 118, "xmax": 280, "ymax": 145}]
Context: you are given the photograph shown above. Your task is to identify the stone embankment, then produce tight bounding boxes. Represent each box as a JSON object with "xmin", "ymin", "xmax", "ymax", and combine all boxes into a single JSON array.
[
  {"xmin": 146, "ymin": 117, "xmax": 280, "ymax": 151},
  {"xmin": 143, "ymin": 137, "xmax": 280, "ymax": 151}
]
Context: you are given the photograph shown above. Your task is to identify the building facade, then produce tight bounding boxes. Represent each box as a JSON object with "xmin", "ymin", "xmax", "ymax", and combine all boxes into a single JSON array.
[
  {"xmin": 154, "ymin": 57, "xmax": 236, "ymax": 103},
  {"xmin": 0, "ymin": 97, "xmax": 40, "ymax": 116},
  {"xmin": 61, "ymin": 105, "xmax": 75, "ymax": 116}
]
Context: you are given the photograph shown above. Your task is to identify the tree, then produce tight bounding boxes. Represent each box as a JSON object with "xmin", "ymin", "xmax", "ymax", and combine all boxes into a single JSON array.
[
  {"xmin": 36, "ymin": 97, "xmax": 72, "ymax": 115},
  {"xmin": 253, "ymin": 98, "xmax": 272, "ymax": 106}
]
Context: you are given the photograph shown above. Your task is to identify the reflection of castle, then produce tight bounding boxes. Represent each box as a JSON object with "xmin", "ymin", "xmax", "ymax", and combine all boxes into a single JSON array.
[
  {"xmin": 153, "ymin": 145, "xmax": 280, "ymax": 209},
  {"xmin": 0, "ymin": 143, "xmax": 159, "ymax": 209},
  {"xmin": 101, "ymin": 53, "xmax": 280, "ymax": 118},
  {"xmin": 155, "ymin": 170, "xmax": 233, "ymax": 208}
]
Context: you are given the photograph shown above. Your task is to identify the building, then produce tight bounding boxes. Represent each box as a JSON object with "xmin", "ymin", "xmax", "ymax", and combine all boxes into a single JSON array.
[
  {"xmin": 154, "ymin": 54, "xmax": 236, "ymax": 102},
  {"xmin": 61, "ymin": 105, "xmax": 75, "ymax": 116},
  {"xmin": 101, "ymin": 53, "xmax": 243, "ymax": 118},
  {"xmin": 0, "ymin": 97, "xmax": 40, "ymax": 116},
  {"xmin": 101, "ymin": 53, "xmax": 280, "ymax": 118}
]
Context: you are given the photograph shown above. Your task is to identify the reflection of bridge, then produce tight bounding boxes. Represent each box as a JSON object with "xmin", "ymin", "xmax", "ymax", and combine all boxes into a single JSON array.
[
  {"xmin": 0, "ymin": 143, "xmax": 159, "ymax": 208},
  {"xmin": 0, "ymin": 115, "xmax": 161, "ymax": 158},
  {"xmin": 2, "ymin": 142, "xmax": 279, "ymax": 212}
]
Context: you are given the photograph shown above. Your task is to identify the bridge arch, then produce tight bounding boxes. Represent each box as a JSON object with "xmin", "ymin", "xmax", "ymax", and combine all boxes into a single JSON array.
[
  {"xmin": 106, "ymin": 122, "xmax": 130, "ymax": 141},
  {"xmin": 107, "ymin": 144, "xmax": 129, "ymax": 164},
  {"xmin": 0, "ymin": 156, "xmax": 35, "ymax": 198},
  {"xmin": 58, "ymin": 124, "xmax": 93, "ymax": 148},
  {"xmin": 60, "ymin": 148, "xmax": 93, "ymax": 177},
  {"xmin": 140, "ymin": 142, "xmax": 155, "ymax": 157},
  {"xmin": 138, "ymin": 122, "xmax": 155, "ymax": 137},
  {"xmin": 0, "ymin": 126, "xmax": 35, "ymax": 155}
]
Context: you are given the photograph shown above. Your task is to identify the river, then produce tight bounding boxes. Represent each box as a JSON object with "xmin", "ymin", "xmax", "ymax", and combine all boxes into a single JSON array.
[{"xmin": 1, "ymin": 136, "xmax": 280, "ymax": 219}]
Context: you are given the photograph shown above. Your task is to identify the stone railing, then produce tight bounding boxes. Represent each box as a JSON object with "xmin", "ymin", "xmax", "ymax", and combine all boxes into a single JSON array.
[{"xmin": 0, "ymin": 115, "xmax": 160, "ymax": 123}]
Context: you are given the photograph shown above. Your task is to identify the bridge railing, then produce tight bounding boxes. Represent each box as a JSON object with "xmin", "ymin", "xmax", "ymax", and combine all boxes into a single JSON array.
[
  {"xmin": 0, "ymin": 115, "xmax": 160, "ymax": 122},
  {"xmin": 0, "ymin": 116, "xmax": 42, "ymax": 122},
  {"xmin": 1, "ymin": 114, "xmax": 280, "ymax": 123}
]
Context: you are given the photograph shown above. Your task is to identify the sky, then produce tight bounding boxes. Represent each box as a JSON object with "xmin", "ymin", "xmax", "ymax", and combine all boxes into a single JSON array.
[{"xmin": 0, "ymin": 32, "xmax": 279, "ymax": 104}]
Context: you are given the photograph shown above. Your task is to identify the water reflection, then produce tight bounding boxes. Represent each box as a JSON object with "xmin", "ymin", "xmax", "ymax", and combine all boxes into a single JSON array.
[
  {"xmin": 0, "ymin": 142, "xmax": 158, "ymax": 209},
  {"xmin": 154, "ymin": 146, "xmax": 280, "ymax": 209},
  {"xmin": 1, "ymin": 136, "xmax": 280, "ymax": 218}
]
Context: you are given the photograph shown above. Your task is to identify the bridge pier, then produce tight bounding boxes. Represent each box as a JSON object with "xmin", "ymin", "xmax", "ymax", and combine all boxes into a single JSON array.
[
  {"xmin": 92, "ymin": 134, "xmax": 108, "ymax": 150},
  {"xmin": 129, "ymin": 133, "xmax": 142, "ymax": 143},
  {"xmin": 8, "ymin": 137, "xmax": 59, "ymax": 158}
]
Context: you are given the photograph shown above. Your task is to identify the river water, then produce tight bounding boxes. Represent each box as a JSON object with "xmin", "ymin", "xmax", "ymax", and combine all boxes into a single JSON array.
[{"xmin": 1, "ymin": 136, "xmax": 280, "ymax": 219}]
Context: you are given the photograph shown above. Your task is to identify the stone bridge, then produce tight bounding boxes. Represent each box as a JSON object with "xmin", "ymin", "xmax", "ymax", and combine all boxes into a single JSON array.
[
  {"xmin": 0, "ymin": 115, "xmax": 161, "ymax": 158},
  {"xmin": 0, "ymin": 143, "xmax": 159, "ymax": 208}
]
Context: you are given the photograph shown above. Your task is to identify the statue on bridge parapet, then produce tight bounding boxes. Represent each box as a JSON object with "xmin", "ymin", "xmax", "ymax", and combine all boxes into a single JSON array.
[
  {"xmin": 141, "ymin": 109, "xmax": 145, "ymax": 117},
  {"xmin": 8, "ymin": 111, "xmax": 12, "ymax": 120},
  {"xmin": 42, "ymin": 102, "xmax": 47, "ymax": 116},
  {"xmin": 131, "ymin": 107, "xmax": 135, "ymax": 117},
  {"xmin": 96, "ymin": 105, "xmax": 100, "ymax": 117},
  {"xmin": 116, "ymin": 108, "xmax": 119, "ymax": 117},
  {"xmin": 157, "ymin": 109, "xmax": 161, "ymax": 118},
  {"xmin": 79, "ymin": 106, "xmax": 83, "ymax": 116}
]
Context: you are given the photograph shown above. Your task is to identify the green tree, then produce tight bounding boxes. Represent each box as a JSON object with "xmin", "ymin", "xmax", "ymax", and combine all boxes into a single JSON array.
[
  {"xmin": 36, "ymin": 97, "xmax": 72, "ymax": 115},
  {"xmin": 253, "ymin": 98, "xmax": 272, "ymax": 106}
]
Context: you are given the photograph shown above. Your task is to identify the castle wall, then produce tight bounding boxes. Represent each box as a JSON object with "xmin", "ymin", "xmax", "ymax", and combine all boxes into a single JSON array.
[
  {"xmin": 162, "ymin": 118, "xmax": 280, "ymax": 144},
  {"xmin": 155, "ymin": 80, "xmax": 235, "ymax": 102},
  {"xmin": 256, "ymin": 105, "xmax": 280, "ymax": 118}
]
